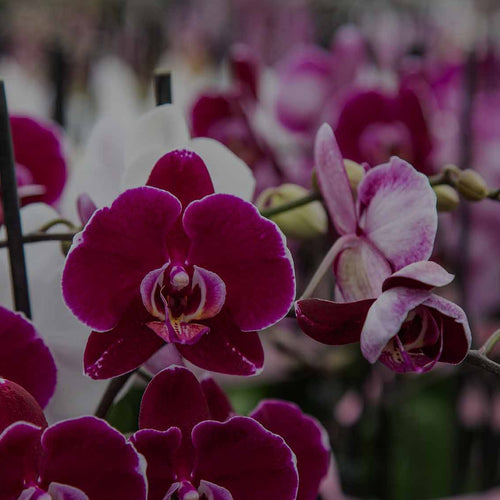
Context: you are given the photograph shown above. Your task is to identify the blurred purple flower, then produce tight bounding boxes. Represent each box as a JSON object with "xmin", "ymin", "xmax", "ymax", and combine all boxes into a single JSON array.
[
  {"xmin": 314, "ymin": 123, "xmax": 437, "ymax": 302},
  {"xmin": 62, "ymin": 150, "xmax": 295, "ymax": 378},
  {"xmin": 297, "ymin": 261, "xmax": 471, "ymax": 373},
  {"xmin": 131, "ymin": 365, "xmax": 330, "ymax": 500}
]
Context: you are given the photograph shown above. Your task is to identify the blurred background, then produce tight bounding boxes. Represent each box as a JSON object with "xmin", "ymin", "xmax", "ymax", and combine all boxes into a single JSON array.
[{"xmin": 0, "ymin": 1, "xmax": 499, "ymax": 499}]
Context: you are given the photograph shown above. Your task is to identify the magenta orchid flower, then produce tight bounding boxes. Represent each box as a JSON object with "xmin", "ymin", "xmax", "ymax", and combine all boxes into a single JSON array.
[
  {"xmin": 9, "ymin": 116, "xmax": 67, "ymax": 209},
  {"xmin": 297, "ymin": 261, "xmax": 471, "ymax": 373},
  {"xmin": 131, "ymin": 365, "xmax": 331, "ymax": 500},
  {"xmin": 313, "ymin": 123, "xmax": 437, "ymax": 302},
  {"xmin": 334, "ymin": 86, "xmax": 434, "ymax": 175},
  {"xmin": 0, "ymin": 409, "xmax": 147, "ymax": 500},
  {"xmin": 62, "ymin": 150, "xmax": 295, "ymax": 378},
  {"xmin": 0, "ymin": 306, "xmax": 56, "ymax": 409}
]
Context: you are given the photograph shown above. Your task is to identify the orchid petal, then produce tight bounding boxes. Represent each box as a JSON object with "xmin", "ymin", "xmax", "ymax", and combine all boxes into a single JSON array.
[
  {"xmin": 130, "ymin": 428, "xmax": 181, "ymax": 500},
  {"xmin": 192, "ymin": 416, "xmax": 298, "ymax": 500},
  {"xmin": 251, "ymin": 400, "xmax": 331, "ymax": 500},
  {"xmin": 360, "ymin": 287, "xmax": 431, "ymax": 363},
  {"xmin": 47, "ymin": 483, "xmax": 90, "ymax": 500},
  {"xmin": 198, "ymin": 481, "xmax": 234, "ymax": 500},
  {"xmin": 424, "ymin": 294, "xmax": 471, "ymax": 364},
  {"xmin": 62, "ymin": 187, "xmax": 181, "ymax": 331},
  {"xmin": 0, "ymin": 307, "xmax": 56, "ymax": 408},
  {"xmin": 189, "ymin": 138, "xmax": 255, "ymax": 201},
  {"xmin": 39, "ymin": 416, "xmax": 147, "ymax": 500},
  {"xmin": 333, "ymin": 235, "xmax": 392, "ymax": 300},
  {"xmin": 84, "ymin": 299, "xmax": 165, "ymax": 379},
  {"xmin": 200, "ymin": 376, "xmax": 235, "ymax": 422},
  {"xmin": 177, "ymin": 309, "xmax": 264, "ymax": 376},
  {"xmin": 184, "ymin": 193, "xmax": 295, "ymax": 331},
  {"xmin": 296, "ymin": 298, "xmax": 374, "ymax": 345},
  {"xmin": 314, "ymin": 123, "xmax": 357, "ymax": 235},
  {"xmin": 0, "ymin": 422, "xmax": 42, "ymax": 497},
  {"xmin": 382, "ymin": 261, "xmax": 454, "ymax": 292},
  {"xmin": 357, "ymin": 157, "xmax": 437, "ymax": 270}
]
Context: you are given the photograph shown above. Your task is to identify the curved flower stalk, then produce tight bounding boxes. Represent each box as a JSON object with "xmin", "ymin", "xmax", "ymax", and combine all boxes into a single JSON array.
[
  {"xmin": 131, "ymin": 365, "xmax": 331, "ymax": 500},
  {"xmin": 0, "ymin": 204, "xmax": 108, "ymax": 423},
  {"xmin": 0, "ymin": 387, "xmax": 147, "ymax": 500},
  {"xmin": 62, "ymin": 150, "xmax": 295, "ymax": 378},
  {"xmin": 0, "ymin": 306, "xmax": 56, "ymax": 409},
  {"xmin": 297, "ymin": 261, "xmax": 471, "ymax": 373},
  {"xmin": 1, "ymin": 116, "xmax": 67, "ymax": 223},
  {"xmin": 311, "ymin": 123, "xmax": 437, "ymax": 302}
]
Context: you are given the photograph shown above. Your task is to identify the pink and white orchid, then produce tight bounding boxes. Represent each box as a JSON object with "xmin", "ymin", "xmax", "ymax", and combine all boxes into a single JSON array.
[{"xmin": 62, "ymin": 150, "xmax": 295, "ymax": 378}]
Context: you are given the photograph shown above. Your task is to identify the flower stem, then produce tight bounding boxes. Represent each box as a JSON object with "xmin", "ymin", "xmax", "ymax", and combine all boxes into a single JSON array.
[
  {"xmin": 260, "ymin": 191, "xmax": 322, "ymax": 218},
  {"xmin": 479, "ymin": 329, "xmax": 500, "ymax": 356},
  {"xmin": 463, "ymin": 350, "xmax": 500, "ymax": 377},
  {"xmin": 0, "ymin": 231, "xmax": 76, "ymax": 249},
  {"xmin": 94, "ymin": 371, "xmax": 135, "ymax": 419},
  {"xmin": 38, "ymin": 218, "xmax": 76, "ymax": 232}
]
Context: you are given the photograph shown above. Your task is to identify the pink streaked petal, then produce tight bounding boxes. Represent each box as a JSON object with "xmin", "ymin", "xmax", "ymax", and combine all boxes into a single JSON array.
[
  {"xmin": 17, "ymin": 486, "xmax": 51, "ymax": 500},
  {"xmin": 130, "ymin": 428, "xmax": 181, "ymax": 500},
  {"xmin": 47, "ymin": 483, "xmax": 90, "ymax": 500},
  {"xmin": 146, "ymin": 150, "xmax": 214, "ymax": 209},
  {"xmin": 185, "ymin": 266, "xmax": 226, "ymax": 322},
  {"xmin": 176, "ymin": 309, "xmax": 264, "ymax": 376},
  {"xmin": 357, "ymin": 157, "xmax": 437, "ymax": 270},
  {"xmin": 333, "ymin": 236, "xmax": 392, "ymax": 301},
  {"xmin": 192, "ymin": 416, "xmax": 298, "ymax": 500},
  {"xmin": 0, "ymin": 307, "xmax": 56, "ymax": 408},
  {"xmin": 84, "ymin": 299, "xmax": 165, "ymax": 380},
  {"xmin": 0, "ymin": 422, "xmax": 42, "ymax": 496},
  {"xmin": 184, "ymin": 194, "xmax": 295, "ymax": 331},
  {"xmin": 200, "ymin": 377, "xmax": 235, "ymax": 422},
  {"xmin": 198, "ymin": 480, "xmax": 234, "ymax": 500},
  {"xmin": 39, "ymin": 416, "xmax": 147, "ymax": 500},
  {"xmin": 0, "ymin": 379, "xmax": 47, "ymax": 434},
  {"xmin": 382, "ymin": 261, "xmax": 454, "ymax": 292},
  {"xmin": 62, "ymin": 187, "xmax": 182, "ymax": 332},
  {"xmin": 424, "ymin": 294, "xmax": 471, "ymax": 364},
  {"xmin": 250, "ymin": 400, "xmax": 331, "ymax": 500},
  {"xmin": 141, "ymin": 266, "xmax": 167, "ymax": 320},
  {"xmin": 295, "ymin": 298, "xmax": 374, "ymax": 346},
  {"xmin": 139, "ymin": 366, "xmax": 210, "ymax": 476},
  {"xmin": 314, "ymin": 123, "xmax": 357, "ymax": 235},
  {"xmin": 148, "ymin": 320, "xmax": 209, "ymax": 346},
  {"xmin": 360, "ymin": 287, "xmax": 431, "ymax": 363}
]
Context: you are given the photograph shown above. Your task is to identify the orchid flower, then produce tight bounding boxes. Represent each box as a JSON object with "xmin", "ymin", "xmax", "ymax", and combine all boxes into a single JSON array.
[
  {"xmin": 0, "ymin": 306, "xmax": 56, "ymax": 409},
  {"xmin": 297, "ymin": 261, "xmax": 471, "ymax": 373},
  {"xmin": 131, "ymin": 365, "xmax": 330, "ymax": 500},
  {"xmin": 1, "ymin": 116, "xmax": 67, "ymax": 223},
  {"xmin": 0, "ymin": 385, "xmax": 147, "ymax": 500},
  {"xmin": 62, "ymin": 150, "xmax": 295, "ymax": 378},
  {"xmin": 334, "ymin": 86, "xmax": 434, "ymax": 175},
  {"xmin": 312, "ymin": 123, "xmax": 437, "ymax": 302}
]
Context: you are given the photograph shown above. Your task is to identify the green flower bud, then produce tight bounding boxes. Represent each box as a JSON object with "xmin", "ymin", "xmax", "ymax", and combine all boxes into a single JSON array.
[
  {"xmin": 343, "ymin": 159, "xmax": 365, "ymax": 191},
  {"xmin": 257, "ymin": 184, "xmax": 328, "ymax": 239},
  {"xmin": 434, "ymin": 185, "xmax": 460, "ymax": 211},
  {"xmin": 456, "ymin": 169, "xmax": 489, "ymax": 201}
]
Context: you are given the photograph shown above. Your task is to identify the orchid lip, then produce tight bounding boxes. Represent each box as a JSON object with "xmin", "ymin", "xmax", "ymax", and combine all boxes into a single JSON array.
[{"xmin": 141, "ymin": 263, "xmax": 226, "ymax": 345}]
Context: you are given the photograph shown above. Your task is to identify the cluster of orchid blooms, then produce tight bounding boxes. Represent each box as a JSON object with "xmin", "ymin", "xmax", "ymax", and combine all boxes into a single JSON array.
[{"xmin": 0, "ymin": 29, "xmax": 499, "ymax": 498}]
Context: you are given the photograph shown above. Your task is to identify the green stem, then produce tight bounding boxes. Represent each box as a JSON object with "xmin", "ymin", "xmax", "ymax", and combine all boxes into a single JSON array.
[
  {"xmin": 38, "ymin": 218, "xmax": 76, "ymax": 232},
  {"xmin": 95, "ymin": 371, "xmax": 135, "ymax": 418},
  {"xmin": 479, "ymin": 328, "xmax": 500, "ymax": 356},
  {"xmin": 463, "ymin": 350, "xmax": 500, "ymax": 377},
  {"xmin": 0, "ymin": 232, "xmax": 76, "ymax": 249},
  {"xmin": 260, "ymin": 191, "xmax": 322, "ymax": 218}
]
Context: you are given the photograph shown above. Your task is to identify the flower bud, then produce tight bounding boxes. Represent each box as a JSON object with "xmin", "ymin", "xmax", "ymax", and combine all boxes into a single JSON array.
[
  {"xmin": 343, "ymin": 159, "xmax": 365, "ymax": 191},
  {"xmin": 456, "ymin": 169, "xmax": 489, "ymax": 201},
  {"xmin": 434, "ymin": 185, "xmax": 459, "ymax": 212},
  {"xmin": 257, "ymin": 184, "xmax": 328, "ymax": 239}
]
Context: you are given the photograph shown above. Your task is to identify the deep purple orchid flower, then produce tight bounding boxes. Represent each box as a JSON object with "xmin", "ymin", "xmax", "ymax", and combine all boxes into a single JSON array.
[
  {"xmin": 9, "ymin": 116, "xmax": 67, "ymax": 209},
  {"xmin": 297, "ymin": 261, "xmax": 471, "ymax": 373},
  {"xmin": 131, "ymin": 365, "xmax": 331, "ymax": 500},
  {"xmin": 62, "ymin": 150, "xmax": 295, "ymax": 378},
  {"xmin": 0, "ymin": 306, "xmax": 56, "ymax": 408},
  {"xmin": 313, "ymin": 123, "xmax": 437, "ymax": 302},
  {"xmin": 334, "ymin": 86, "xmax": 434, "ymax": 175},
  {"xmin": 0, "ymin": 407, "xmax": 147, "ymax": 500}
]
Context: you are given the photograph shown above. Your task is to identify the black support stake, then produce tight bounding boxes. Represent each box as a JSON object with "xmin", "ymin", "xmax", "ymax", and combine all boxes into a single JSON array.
[
  {"xmin": 154, "ymin": 70, "xmax": 172, "ymax": 105},
  {"xmin": 0, "ymin": 82, "xmax": 32, "ymax": 318}
]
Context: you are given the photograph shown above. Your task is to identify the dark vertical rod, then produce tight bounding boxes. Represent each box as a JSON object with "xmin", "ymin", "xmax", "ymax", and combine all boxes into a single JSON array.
[
  {"xmin": 0, "ymin": 82, "xmax": 32, "ymax": 318},
  {"xmin": 49, "ymin": 41, "xmax": 68, "ymax": 127},
  {"xmin": 154, "ymin": 70, "xmax": 172, "ymax": 105}
]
